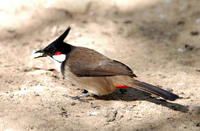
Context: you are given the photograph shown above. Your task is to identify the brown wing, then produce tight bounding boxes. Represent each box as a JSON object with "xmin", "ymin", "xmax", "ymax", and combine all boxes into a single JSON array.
[{"xmin": 66, "ymin": 47, "xmax": 136, "ymax": 77}]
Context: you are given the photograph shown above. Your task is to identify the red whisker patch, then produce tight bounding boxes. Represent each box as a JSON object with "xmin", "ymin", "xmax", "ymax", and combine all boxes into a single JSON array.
[
  {"xmin": 55, "ymin": 51, "xmax": 62, "ymax": 55},
  {"xmin": 116, "ymin": 84, "xmax": 130, "ymax": 89}
]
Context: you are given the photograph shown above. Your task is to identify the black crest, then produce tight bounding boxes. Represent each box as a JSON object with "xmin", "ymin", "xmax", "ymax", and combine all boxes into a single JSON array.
[{"xmin": 36, "ymin": 26, "xmax": 72, "ymax": 55}]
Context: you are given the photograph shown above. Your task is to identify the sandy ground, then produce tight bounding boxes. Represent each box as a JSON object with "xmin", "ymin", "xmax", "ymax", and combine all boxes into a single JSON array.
[{"xmin": 0, "ymin": 0, "xmax": 200, "ymax": 131}]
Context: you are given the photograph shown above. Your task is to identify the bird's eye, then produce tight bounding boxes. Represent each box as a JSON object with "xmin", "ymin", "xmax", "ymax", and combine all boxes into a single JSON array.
[{"xmin": 54, "ymin": 51, "xmax": 62, "ymax": 55}]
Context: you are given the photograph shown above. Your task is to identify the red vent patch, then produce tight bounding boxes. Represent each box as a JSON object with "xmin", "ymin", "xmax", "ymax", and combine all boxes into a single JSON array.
[{"xmin": 116, "ymin": 84, "xmax": 130, "ymax": 89}]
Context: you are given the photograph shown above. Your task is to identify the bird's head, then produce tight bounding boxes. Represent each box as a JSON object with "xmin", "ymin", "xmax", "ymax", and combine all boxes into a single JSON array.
[{"xmin": 33, "ymin": 26, "xmax": 72, "ymax": 63}]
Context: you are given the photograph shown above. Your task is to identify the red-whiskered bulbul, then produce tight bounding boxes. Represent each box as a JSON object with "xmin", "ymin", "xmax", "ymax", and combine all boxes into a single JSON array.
[{"xmin": 33, "ymin": 27, "xmax": 179, "ymax": 101}]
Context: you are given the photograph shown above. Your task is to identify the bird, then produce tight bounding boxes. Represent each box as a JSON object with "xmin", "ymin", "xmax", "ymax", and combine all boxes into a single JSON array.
[{"xmin": 33, "ymin": 26, "xmax": 179, "ymax": 101}]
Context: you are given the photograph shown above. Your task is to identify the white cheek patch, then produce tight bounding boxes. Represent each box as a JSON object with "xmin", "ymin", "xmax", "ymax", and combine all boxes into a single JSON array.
[{"xmin": 52, "ymin": 54, "xmax": 66, "ymax": 63}]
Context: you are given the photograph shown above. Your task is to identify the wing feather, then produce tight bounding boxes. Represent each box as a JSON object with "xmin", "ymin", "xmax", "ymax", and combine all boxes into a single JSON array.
[{"xmin": 66, "ymin": 47, "xmax": 136, "ymax": 77}]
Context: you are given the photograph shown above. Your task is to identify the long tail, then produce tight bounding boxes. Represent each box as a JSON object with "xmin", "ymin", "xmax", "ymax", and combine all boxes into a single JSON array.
[{"xmin": 131, "ymin": 79, "xmax": 179, "ymax": 101}]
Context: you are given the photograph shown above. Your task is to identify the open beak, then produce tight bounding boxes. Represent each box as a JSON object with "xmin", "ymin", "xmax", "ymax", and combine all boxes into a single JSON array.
[{"xmin": 32, "ymin": 49, "xmax": 47, "ymax": 59}]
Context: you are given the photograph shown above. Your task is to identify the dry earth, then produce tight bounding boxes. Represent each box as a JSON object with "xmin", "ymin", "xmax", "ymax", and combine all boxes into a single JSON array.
[{"xmin": 0, "ymin": 0, "xmax": 200, "ymax": 131}]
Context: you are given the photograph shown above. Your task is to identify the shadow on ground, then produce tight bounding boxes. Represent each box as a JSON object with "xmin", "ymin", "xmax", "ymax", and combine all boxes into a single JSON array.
[{"xmin": 95, "ymin": 88, "xmax": 189, "ymax": 113}]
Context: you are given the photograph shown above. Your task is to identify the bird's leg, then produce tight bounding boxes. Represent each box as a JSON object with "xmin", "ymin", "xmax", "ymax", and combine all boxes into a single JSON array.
[
  {"xmin": 70, "ymin": 93, "xmax": 90, "ymax": 99},
  {"xmin": 63, "ymin": 93, "xmax": 91, "ymax": 102}
]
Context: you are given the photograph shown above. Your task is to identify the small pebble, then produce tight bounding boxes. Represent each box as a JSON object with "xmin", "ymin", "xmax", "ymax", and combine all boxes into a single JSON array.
[
  {"xmin": 105, "ymin": 109, "xmax": 118, "ymax": 122},
  {"xmin": 82, "ymin": 20, "xmax": 88, "ymax": 23},
  {"xmin": 123, "ymin": 20, "xmax": 132, "ymax": 24},
  {"xmin": 34, "ymin": 93, "xmax": 40, "ymax": 96},
  {"xmin": 196, "ymin": 122, "xmax": 200, "ymax": 127},
  {"xmin": 71, "ymin": 102, "xmax": 76, "ymax": 106},
  {"xmin": 196, "ymin": 69, "xmax": 200, "ymax": 72},
  {"xmin": 7, "ymin": 28, "xmax": 16, "ymax": 33},
  {"xmin": 185, "ymin": 44, "xmax": 194, "ymax": 51},
  {"xmin": 196, "ymin": 18, "xmax": 200, "ymax": 23},
  {"xmin": 177, "ymin": 20, "xmax": 185, "ymax": 25},
  {"xmin": 60, "ymin": 107, "xmax": 68, "ymax": 118},
  {"xmin": 159, "ymin": 14, "xmax": 165, "ymax": 19},
  {"xmin": 166, "ymin": 88, "xmax": 173, "ymax": 92},
  {"xmin": 180, "ymin": 92, "xmax": 185, "ymax": 95},
  {"xmin": 30, "ymin": 125, "xmax": 34, "ymax": 129},
  {"xmin": 89, "ymin": 111, "xmax": 99, "ymax": 116},
  {"xmin": 190, "ymin": 31, "xmax": 199, "ymax": 36},
  {"xmin": 90, "ymin": 102, "xmax": 100, "ymax": 109},
  {"xmin": 178, "ymin": 48, "xmax": 184, "ymax": 53}
]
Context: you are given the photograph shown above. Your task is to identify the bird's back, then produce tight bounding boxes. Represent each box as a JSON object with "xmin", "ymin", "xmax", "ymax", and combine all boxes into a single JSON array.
[{"xmin": 65, "ymin": 46, "xmax": 136, "ymax": 77}]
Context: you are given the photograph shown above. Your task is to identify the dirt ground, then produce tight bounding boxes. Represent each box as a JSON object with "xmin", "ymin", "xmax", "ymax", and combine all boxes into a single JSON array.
[{"xmin": 0, "ymin": 0, "xmax": 200, "ymax": 131}]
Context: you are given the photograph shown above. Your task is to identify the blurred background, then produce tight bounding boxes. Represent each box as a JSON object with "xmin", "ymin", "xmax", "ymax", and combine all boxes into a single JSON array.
[{"xmin": 0, "ymin": 0, "xmax": 200, "ymax": 131}]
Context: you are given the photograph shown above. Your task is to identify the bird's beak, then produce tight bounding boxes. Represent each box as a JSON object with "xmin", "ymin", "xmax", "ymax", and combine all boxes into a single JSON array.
[{"xmin": 32, "ymin": 49, "xmax": 47, "ymax": 59}]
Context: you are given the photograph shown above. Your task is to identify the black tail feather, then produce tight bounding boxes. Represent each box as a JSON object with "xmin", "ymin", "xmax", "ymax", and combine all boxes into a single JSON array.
[{"xmin": 132, "ymin": 80, "xmax": 179, "ymax": 101}]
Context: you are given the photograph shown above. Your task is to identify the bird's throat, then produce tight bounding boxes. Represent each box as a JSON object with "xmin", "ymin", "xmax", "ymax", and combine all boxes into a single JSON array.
[{"xmin": 48, "ymin": 55, "xmax": 66, "ymax": 74}]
